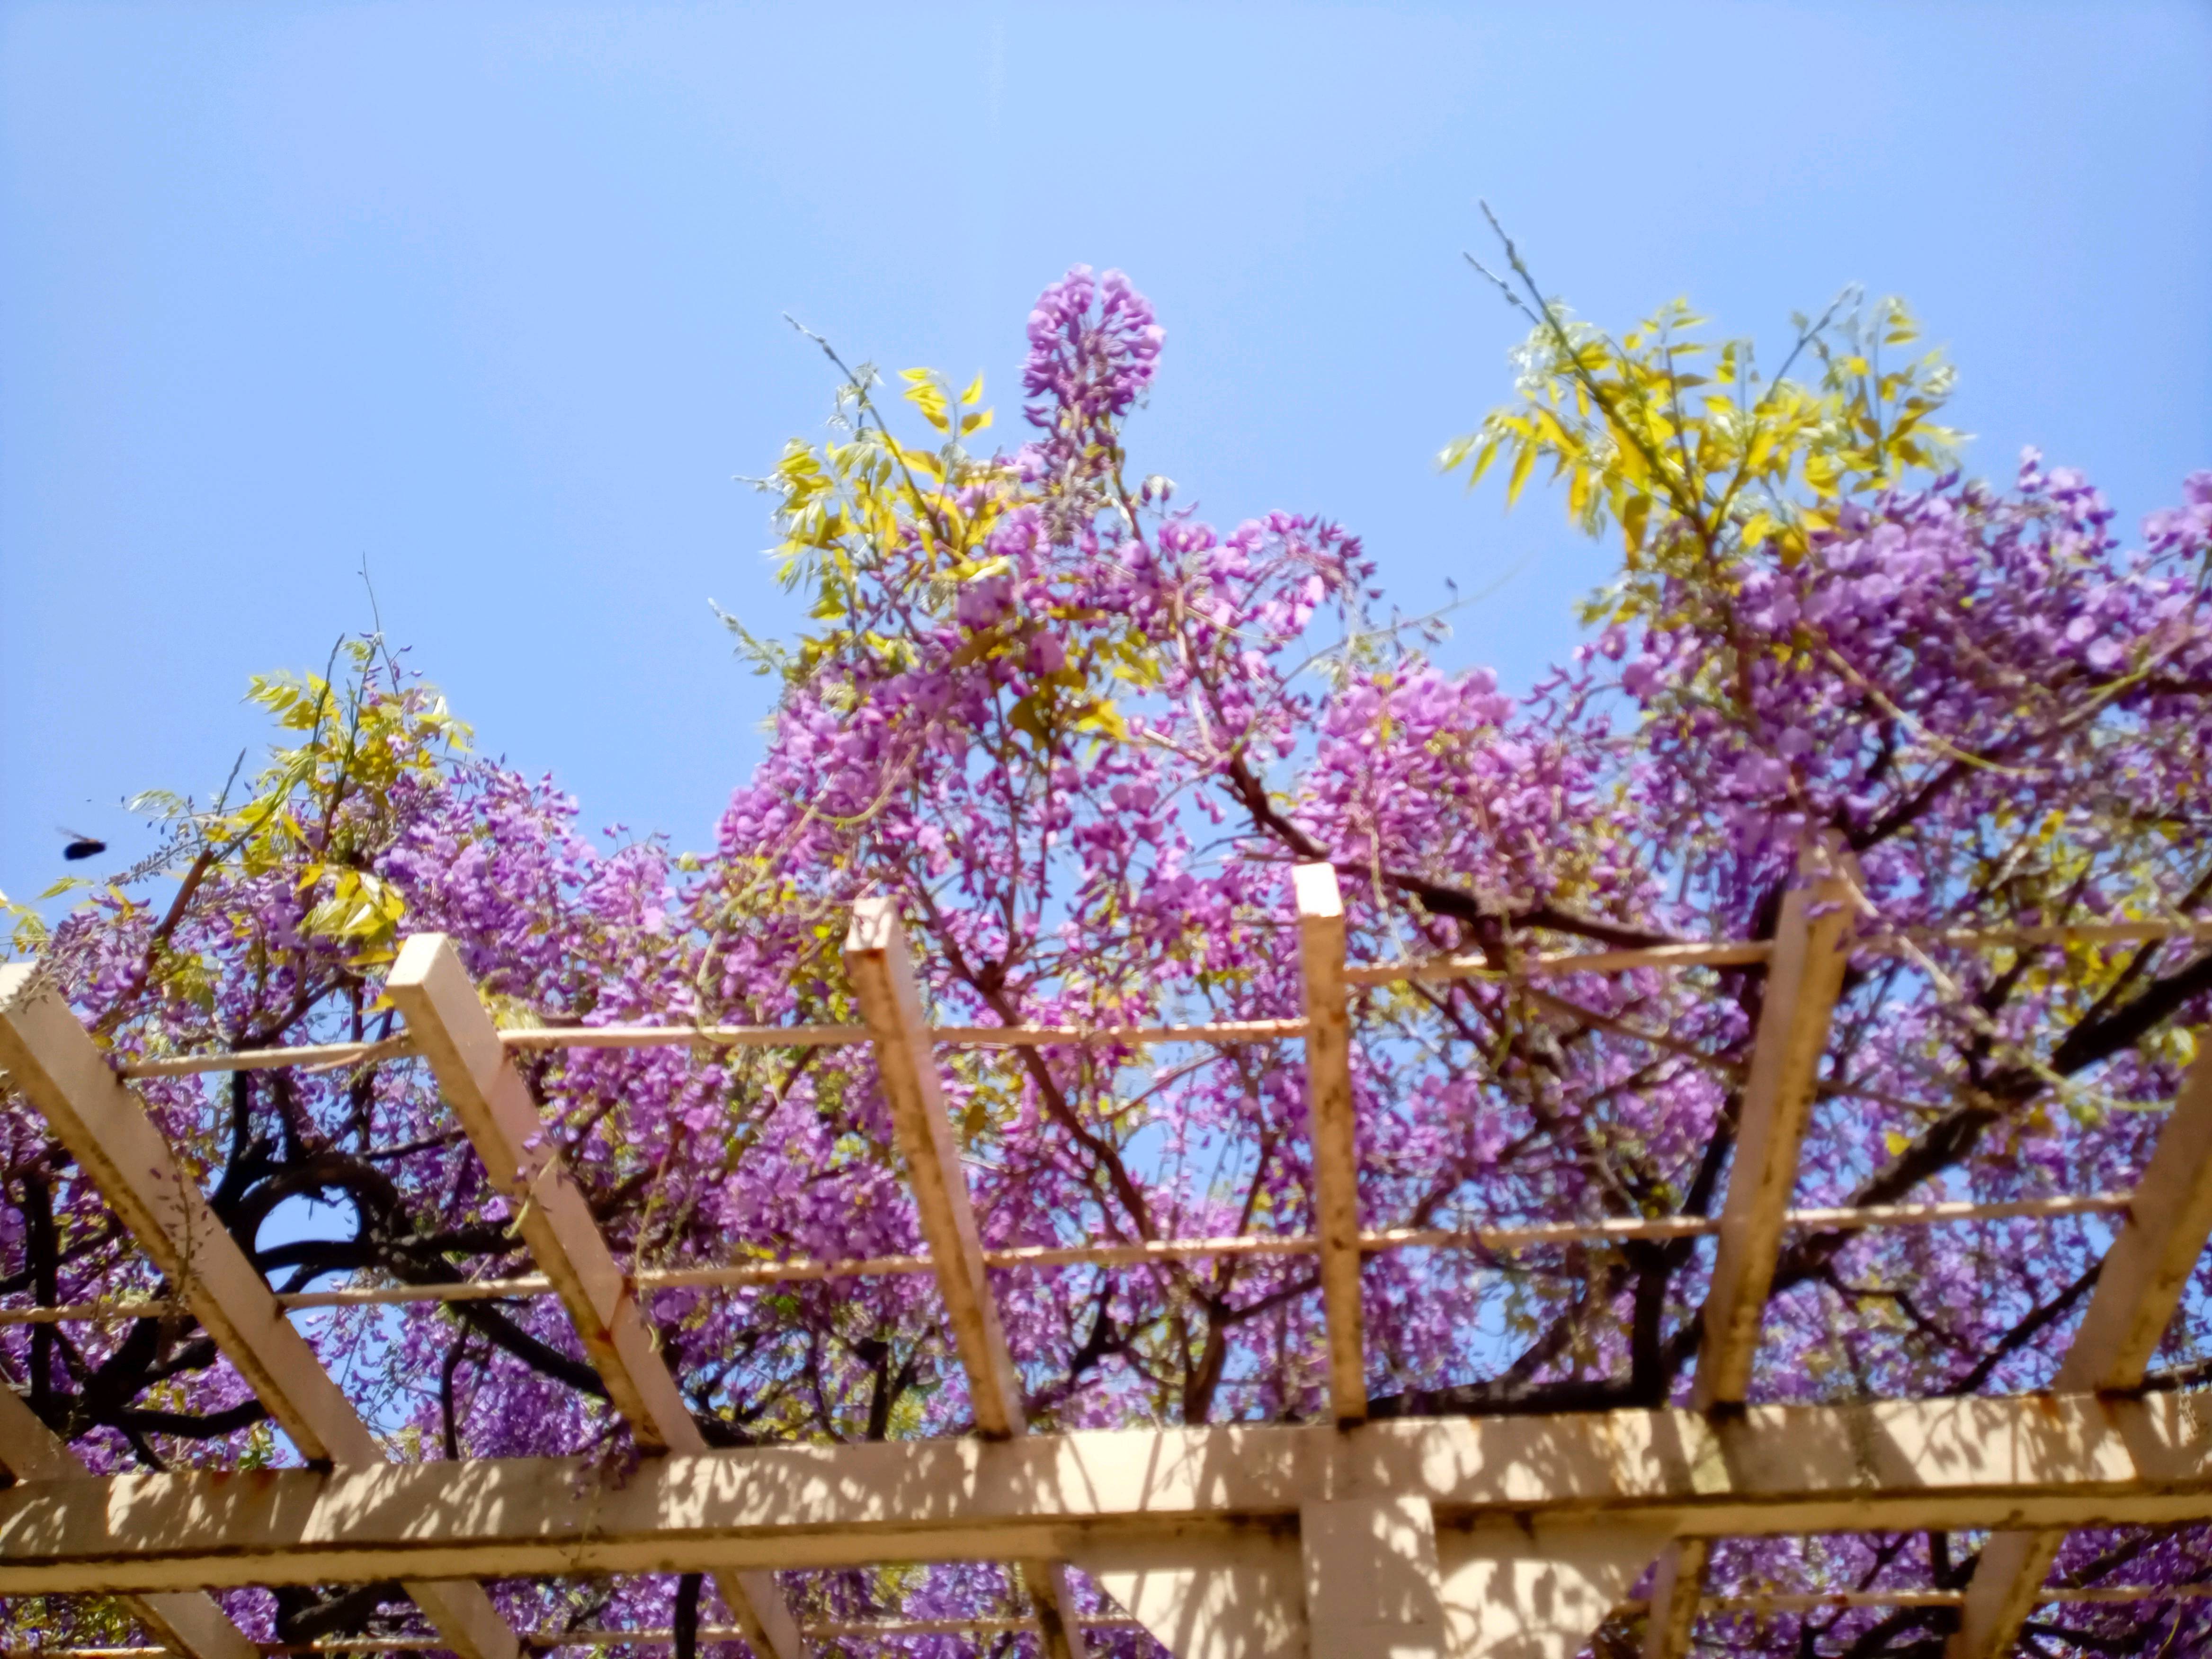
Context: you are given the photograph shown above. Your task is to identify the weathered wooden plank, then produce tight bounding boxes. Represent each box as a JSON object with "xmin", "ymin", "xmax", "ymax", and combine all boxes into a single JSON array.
[
  {"xmin": 0, "ymin": 1384, "xmax": 258, "ymax": 1659},
  {"xmin": 1444, "ymin": 1522, "xmax": 1673, "ymax": 1659},
  {"xmin": 387, "ymin": 935, "xmax": 802, "ymax": 1659},
  {"xmin": 844, "ymin": 899, "xmax": 1026, "ymax": 1439},
  {"xmin": 1018, "ymin": 1558, "xmax": 1093, "ymax": 1659},
  {"xmin": 1293, "ymin": 864, "xmax": 1366, "ymax": 1427},
  {"xmin": 1695, "ymin": 851, "xmax": 1857, "ymax": 1409},
  {"xmin": 1645, "ymin": 851, "xmax": 1855, "ymax": 1658},
  {"xmin": 4, "ymin": 1393, "xmax": 2212, "ymax": 1594},
  {"xmin": 0, "ymin": 965, "xmax": 519, "ymax": 1659},
  {"xmin": 1639, "ymin": 1537, "xmax": 1709, "ymax": 1659},
  {"xmin": 1075, "ymin": 1534, "xmax": 1305, "ymax": 1659},
  {"xmin": 1301, "ymin": 1496, "xmax": 1443, "ymax": 1659},
  {"xmin": 1948, "ymin": 1044, "xmax": 2212, "ymax": 1659},
  {"xmin": 842, "ymin": 902, "xmax": 1087, "ymax": 1657}
]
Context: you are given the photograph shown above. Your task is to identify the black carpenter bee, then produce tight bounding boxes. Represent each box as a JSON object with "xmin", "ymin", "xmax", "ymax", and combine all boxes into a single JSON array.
[{"xmin": 59, "ymin": 828, "xmax": 107, "ymax": 862}]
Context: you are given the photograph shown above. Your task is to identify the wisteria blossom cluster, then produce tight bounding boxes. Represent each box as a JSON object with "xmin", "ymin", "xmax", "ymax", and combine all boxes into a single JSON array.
[{"xmin": 4, "ymin": 265, "xmax": 2212, "ymax": 1659}]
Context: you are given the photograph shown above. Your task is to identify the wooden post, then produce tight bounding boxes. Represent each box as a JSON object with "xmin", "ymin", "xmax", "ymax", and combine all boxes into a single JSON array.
[
  {"xmin": 1444, "ymin": 1523, "xmax": 1674, "ymax": 1659},
  {"xmin": 0, "ymin": 1384, "xmax": 257, "ymax": 1659},
  {"xmin": 0, "ymin": 964, "xmax": 520, "ymax": 1659},
  {"xmin": 843, "ymin": 899, "xmax": 1088, "ymax": 1659},
  {"xmin": 1302, "ymin": 1496, "xmax": 1445, "ymax": 1659},
  {"xmin": 386, "ymin": 936, "xmax": 803, "ymax": 1659},
  {"xmin": 1639, "ymin": 1538, "xmax": 1710, "ymax": 1659},
  {"xmin": 1647, "ymin": 847, "xmax": 1855, "ymax": 1659},
  {"xmin": 1019, "ymin": 1558, "xmax": 1093, "ymax": 1659},
  {"xmin": 1948, "ymin": 1044, "xmax": 2212, "ymax": 1659},
  {"xmin": 1076, "ymin": 1535, "xmax": 1306, "ymax": 1659},
  {"xmin": 1293, "ymin": 864, "xmax": 1366, "ymax": 1427}
]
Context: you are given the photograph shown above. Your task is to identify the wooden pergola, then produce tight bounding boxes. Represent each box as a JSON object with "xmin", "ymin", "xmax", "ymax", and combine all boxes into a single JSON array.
[{"xmin": 3, "ymin": 858, "xmax": 2212, "ymax": 1658}]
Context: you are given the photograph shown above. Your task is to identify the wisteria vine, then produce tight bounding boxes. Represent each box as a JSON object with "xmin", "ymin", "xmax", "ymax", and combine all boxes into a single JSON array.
[{"xmin": 4, "ymin": 261, "xmax": 2212, "ymax": 1659}]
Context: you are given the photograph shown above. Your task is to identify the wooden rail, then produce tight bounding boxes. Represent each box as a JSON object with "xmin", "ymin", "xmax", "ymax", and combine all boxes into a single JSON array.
[{"xmin": 0, "ymin": 1194, "xmax": 2130, "ymax": 1327}]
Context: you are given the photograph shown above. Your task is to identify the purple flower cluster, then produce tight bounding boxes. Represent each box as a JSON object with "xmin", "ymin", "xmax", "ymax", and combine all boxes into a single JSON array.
[
  {"xmin": 1017, "ymin": 264, "xmax": 1163, "ymax": 510},
  {"xmin": 9, "ymin": 263, "xmax": 2212, "ymax": 1653}
]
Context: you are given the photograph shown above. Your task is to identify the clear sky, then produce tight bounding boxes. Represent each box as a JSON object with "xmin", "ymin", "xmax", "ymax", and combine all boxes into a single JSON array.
[{"xmin": 4, "ymin": 1, "xmax": 2209, "ymax": 911}]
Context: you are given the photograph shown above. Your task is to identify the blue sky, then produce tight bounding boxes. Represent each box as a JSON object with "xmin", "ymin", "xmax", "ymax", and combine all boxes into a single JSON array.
[{"xmin": 4, "ymin": 1, "xmax": 2209, "ymax": 913}]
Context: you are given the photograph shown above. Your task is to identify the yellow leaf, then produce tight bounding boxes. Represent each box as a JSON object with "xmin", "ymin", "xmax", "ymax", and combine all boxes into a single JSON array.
[
  {"xmin": 960, "ymin": 373, "xmax": 985, "ymax": 405},
  {"xmin": 1504, "ymin": 440, "xmax": 1537, "ymax": 508},
  {"xmin": 1529, "ymin": 404, "xmax": 1581, "ymax": 454},
  {"xmin": 1620, "ymin": 492, "xmax": 1651, "ymax": 553}
]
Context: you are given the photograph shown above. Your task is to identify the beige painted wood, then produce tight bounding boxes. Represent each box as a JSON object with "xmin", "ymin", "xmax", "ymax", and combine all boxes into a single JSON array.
[
  {"xmin": 844, "ymin": 898, "xmax": 1026, "ymax": 1440},
  {"xmin": 1638, "ymin": 1538, "xmax": 1708, "ymax": 1659},
  {"xmin": 2051, "ymin": 1054, "xmax": 2212, "ymax": 1392},
  {"xmin": 1634, "ymin": 854, "xmax": 1855, "ymax": 1659},
  {"xmin": 1948, "ymin": 1044, "xmax": 2212, "ymax": 1659},
  {"xmin": 1301, "ymin": 1496, "xmax": 1444, "ymax": 1659},
  {"xmin": 1293, "ymin": 864, "xmax": 1367, "ymax": 1426},
  {"xmin": 1074, "ymin": 1534, "xmax": 1306, "ymax": 1659},
  {"xmin": 841, "ymin": 903, "xmax": 1086, "ymax": 1659},
  {"xmin": 1347, "ymin": 940, "xmax": 1774, "ymax": 986},
  {"xmin": 802, "ymin": 1618, "xmax": 1139, "ymax": 1640},
  {"xmin": 1017, "ymin": 1559, "xmax": 1092, "ymax": 1659},
  {"xmin": 111, "ymin": 912, "xmax": 2212, "ymax": 1076},
  {"xmin": 120, "ymin": 1034, "xmax": 418, "ymax": 1078},
  {"xmin": 0, "ymin": 1194, "xmax": 2139, "ymax": 1329},
  {"xmin": 1900, "ymin": 920, "xmax": 2212, "ymax": 952},
  {"xmin": 7, "ymin": 1392, "xmax": 2212, "ymax": 1593},
  {"xmin": 1948, "ymin": 1533, "xmax": 2059, "ymax": 1659},
  {"xmin": 116, "ymin": 1019, "xmax": 1313, "ymax": 1080},
  {"xmin": 0, "ymin": 1385, "xmax": 257, "ymax": 1659},
  {"xmin": 386, "ymin": 936, "xmax": 802, "ymax": 1659},
  {"xmin": 1695, "ymin": 850, "xmax": 1856, "ymax": 1409},
  {"xmin": 1346, "ymin": 919, "xmax": 2212, "ymax": 992},
  {"xmin": 0, "ymin": 1376, "xmax": 111, "ymax": 1485},
  {"xmin": 0, "ymin": 965, "xmax": 518, "ymax": 1659},
  {"xmin": 1442, "ymin": 1523, "xmax": 1673, "ymax": 1659}
]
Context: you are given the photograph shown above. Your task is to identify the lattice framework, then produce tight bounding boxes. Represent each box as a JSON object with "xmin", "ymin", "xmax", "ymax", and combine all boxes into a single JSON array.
[{"xmin": 3, "ymin": 852, "xmax": 2212, "ymax": 1659}]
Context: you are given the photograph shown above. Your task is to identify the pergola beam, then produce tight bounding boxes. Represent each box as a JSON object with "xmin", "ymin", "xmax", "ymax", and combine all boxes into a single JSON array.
[
  {"xmin": 843, "ymin": 899, "xmax": 1087, "ymax": 1659},
  {"xmin": 1694, "ymin": 848, "xmax": 1857, "ymax": 1407},
  {"xmin": 4, "ymin": 1392, "xmax": 2212, "ymax": 1594},
  {"xmin": 1293, "ymin": 864, "xmax": 1367, "ymax": 1427},
  {"xmin": 1649, "ymin": 847, "xmax": 1855, "ymax": 1656},
  {"xmin": 386, "ymin": 936, "xmax": 802, "ymax": 1659},
  {"xmin": 1948, "ymin": 1044, "xmax": 2212, "ymax": 1659},
  {"xmin": 0, "ymin": 964, "xmax": 519, "ymax": 1659},
  {"xmin": 1639, "ymin": 1537, "xmax": 1709, "ymax": 1659},
  {"xmin": 844, "ymin": 899, "xmax": 1025, "ymax": 1440},
  {"xmin": 0, "ymin": 1384, "xmax": 257, "ymax": 1659}
]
